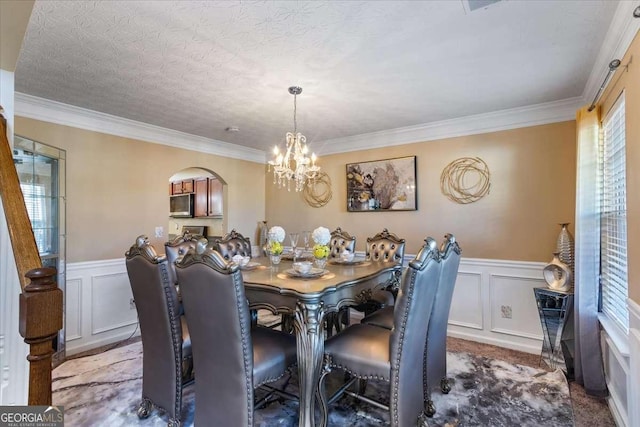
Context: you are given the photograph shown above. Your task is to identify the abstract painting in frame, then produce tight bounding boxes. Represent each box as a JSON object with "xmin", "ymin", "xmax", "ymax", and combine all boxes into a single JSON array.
[{"xmin": 346, "ymin": 156, "xmax": 417, "ymax": 212}]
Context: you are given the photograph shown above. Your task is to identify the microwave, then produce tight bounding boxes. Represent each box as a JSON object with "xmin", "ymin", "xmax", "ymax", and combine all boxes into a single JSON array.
[{"xmin": 169, "ymin": 194, "xmax": 194, "ymax": 218}]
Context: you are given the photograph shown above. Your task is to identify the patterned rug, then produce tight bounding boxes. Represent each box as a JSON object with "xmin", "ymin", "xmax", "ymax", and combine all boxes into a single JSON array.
[{"xmin": 52, "ymin": 341, "xmax": 573, "ymax": 426}]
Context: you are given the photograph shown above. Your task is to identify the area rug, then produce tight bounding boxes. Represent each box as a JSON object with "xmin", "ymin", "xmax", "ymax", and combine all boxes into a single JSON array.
[{"xmin": 52, "ymin": 341, "xmax": 573, "ymax": 426}]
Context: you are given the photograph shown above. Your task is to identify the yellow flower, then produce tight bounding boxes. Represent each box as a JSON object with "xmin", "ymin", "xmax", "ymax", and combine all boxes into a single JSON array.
[
  {"xmin": 313, "ymin": 244, "xmax": 329, "ymax": 259},
  {"xmin": 269, "ymin": 241, "xmax": 283, "ymax": 255}
]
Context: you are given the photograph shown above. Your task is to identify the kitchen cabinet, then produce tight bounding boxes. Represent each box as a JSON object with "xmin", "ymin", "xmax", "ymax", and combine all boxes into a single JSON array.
[
  {"xmin": 193, "ymin": 177, "xmax": 223, "ymax": 217},
  {"xmin": 207, "ymin": 177, "xmax": 223, "ymax": 216},
  {"xmin": 194, "ymin": 178, "xmax": 209, "ymax": 217},
  {"xmin": 170, "ymin": 179, "xmax": 194, "ymax": 195}
]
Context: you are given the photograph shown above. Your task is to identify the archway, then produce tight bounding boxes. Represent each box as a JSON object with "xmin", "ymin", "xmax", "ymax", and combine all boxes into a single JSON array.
[{"xmin": 168, "ymin": 167, "xmax": 227, "ymax": 240}]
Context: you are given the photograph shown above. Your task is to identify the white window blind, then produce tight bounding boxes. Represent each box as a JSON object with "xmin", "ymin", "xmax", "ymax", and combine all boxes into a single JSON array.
[{"xmin": 599, "ymin": 93, "xmax": 628, "ymax": 332}]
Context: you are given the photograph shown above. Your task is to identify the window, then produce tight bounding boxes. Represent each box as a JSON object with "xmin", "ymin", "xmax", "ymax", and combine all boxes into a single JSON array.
[{"xmin": 599, "ymin": 93, "xmax": 628, "ymax": 332}]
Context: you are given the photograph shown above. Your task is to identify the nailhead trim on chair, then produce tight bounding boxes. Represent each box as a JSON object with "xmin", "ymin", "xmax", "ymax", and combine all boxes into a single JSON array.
[
  {"xmin": 231, "ymin": 270, "xmax": 254, "ymax": 426},
  {"xmin": 160, "ymin": 261, "xmax": 184, "ymax": 424},
  {"xmin": 390, "ymin": 267, "xmax": 417, "ymax": 426},
  {"xmin": 326, "ymin": 360, "xmax": 390, "ymax": 382}
]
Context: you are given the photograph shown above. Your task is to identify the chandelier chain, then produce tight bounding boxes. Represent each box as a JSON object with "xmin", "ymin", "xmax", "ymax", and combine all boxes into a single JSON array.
[{"xmin": 293, "ymin": 92, "xmax": 297, "ymax": 134}]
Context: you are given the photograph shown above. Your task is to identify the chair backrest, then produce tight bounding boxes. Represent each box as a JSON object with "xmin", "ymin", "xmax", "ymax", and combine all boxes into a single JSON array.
[
  {"xmin": 329, "ymin": 227, "xmax": 356, "ymax": 259},
  {"xmin": 216, "ymin": 229, "xmax": 252, "ymax": 260},
  {"xmin": 389, "ymin": 237, "xmax": 441, "ymax": 427},
  {"xmin": 164, "ymin": 231, "xmax": 201, "ymax": 286},
  {"xmin": 425, "ymin": 234, "xmax": 462, "ymax": 392},
  {"xmin": 176, "ymin": 239, "xmax": 254, "ymax": 426},
  {"xmin": 125, "ymin": 235, "xmax": 184, "ymax": 420},
  {"xmin": 365, "ymin": 228, "xmax": 405, "ymax": 263}
]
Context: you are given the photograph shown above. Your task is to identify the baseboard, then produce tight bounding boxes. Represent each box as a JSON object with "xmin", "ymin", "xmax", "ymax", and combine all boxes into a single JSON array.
[
  {"xmin": 447, "ymin": 330, "xmax": 542, "ymax": 355},
  {"xmin": 607, "ymin": 390, "xmax": 628, "ymax": 427},
  {"xmin": 66, "ymin": 326, "xmax": 140, "ymax": 356}
]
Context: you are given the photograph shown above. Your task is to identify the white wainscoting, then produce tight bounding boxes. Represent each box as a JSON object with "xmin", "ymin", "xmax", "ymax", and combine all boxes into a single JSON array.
[
  {"xmin": 66, "ymin": 259, "xmax": 139, "ymax": 355},
  {"xmin": 625, "ymin": 299, "xmax": 640, "ymax": 427},
  {"xmin": 447, "ymin": 258, "xmax": 546, "ymax": 354},
  {"xmin": 599, "ymin": 298, "xmax": 640, "ymax": 427},
  {"xmin": 65, "ymin": 256, "xmax": 545, "ymax": 355}
]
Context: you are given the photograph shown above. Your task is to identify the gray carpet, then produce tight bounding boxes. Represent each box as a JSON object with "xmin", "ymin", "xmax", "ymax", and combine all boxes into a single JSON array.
[{"xmin": 53, "ymin": 341, "xmax": 573, "ymax": 426}]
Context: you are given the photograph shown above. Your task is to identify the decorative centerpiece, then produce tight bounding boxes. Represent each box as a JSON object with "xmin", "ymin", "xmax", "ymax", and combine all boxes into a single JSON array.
[
  {"xmin": 268, "ymin": 226, "xmax": 285, "ymax": 265},
  {"xmin": 312, "ymin": 226, "xmax": 331, "ymax": 269},
  {"xmin": 543, "ymin": 252, "xmax": 572, "ymax": 292}
]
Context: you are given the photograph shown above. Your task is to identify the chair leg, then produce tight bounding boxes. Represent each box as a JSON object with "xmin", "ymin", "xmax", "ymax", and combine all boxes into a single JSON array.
[
  {"xmin": 317, "ymin": 365, "xmax": 332, "ymax": 427},
  {"xmin": 417, "ymin": 411, "xmax": 431, "ymax": 426},
  {"xmin": 137, "ymin": 397, "xmax": 152, "ymax": 419},
  {"xmin": 281, "ymin": 314, "xmax": 295, "ymax": 333},
  {"xmin": 250, "ymin": 309, "xmax": 258, "ymax": 328},
  {"xmin": 354, "ymin": 378, "xmax": 367, "ymax": 395},
  {"xmin": 338, "ymin": 307, "xmax": 350, "ymax": 330},
  {"xmin": 425, "ymin": 398, "xmax": 436, "ymax": 417},
  {"xmin": 440, "ymin": 377, "xmax": 451, "ymax": 394}
]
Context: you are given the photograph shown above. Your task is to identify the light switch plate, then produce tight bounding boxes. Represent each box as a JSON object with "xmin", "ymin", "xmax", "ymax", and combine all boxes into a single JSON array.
[{"xmin": 155, "ymin": 226, "xmax": 164, "ymax": 238}]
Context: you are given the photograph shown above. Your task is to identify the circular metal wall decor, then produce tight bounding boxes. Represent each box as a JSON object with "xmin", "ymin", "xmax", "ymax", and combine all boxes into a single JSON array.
[
  {"xmin": 303, "ymin": 172, "xmax": 332, "ymax": 208},
  {"xmin": 440, "ymin": 157, "xmax": 491, "ymax": 204}
]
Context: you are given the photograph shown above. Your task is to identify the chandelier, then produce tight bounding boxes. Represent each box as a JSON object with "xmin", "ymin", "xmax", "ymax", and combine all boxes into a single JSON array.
[{"xmin": 268, "ymin": 86, "xmax": 320, "ymax": 192}]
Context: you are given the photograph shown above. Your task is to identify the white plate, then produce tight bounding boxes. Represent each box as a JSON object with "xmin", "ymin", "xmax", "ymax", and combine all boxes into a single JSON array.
[
  {"xmin": 284, "ymin": 268, "xmax": 327, "ymax": 278},
  {"xmin": 241, "ymin": 261, "xmax": 261, "ymax": 270}
]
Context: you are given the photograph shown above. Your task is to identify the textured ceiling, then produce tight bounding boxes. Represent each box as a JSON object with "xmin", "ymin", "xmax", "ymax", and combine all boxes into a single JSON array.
[{"xmin": 15, "ymin": 0, "xmax": 617, "ymax": 153}]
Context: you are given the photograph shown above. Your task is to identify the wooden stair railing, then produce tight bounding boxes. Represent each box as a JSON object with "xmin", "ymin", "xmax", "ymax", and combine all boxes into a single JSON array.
[{"xmin": 0, "ymin": 108, "xmax": 62, "ymax": 405}]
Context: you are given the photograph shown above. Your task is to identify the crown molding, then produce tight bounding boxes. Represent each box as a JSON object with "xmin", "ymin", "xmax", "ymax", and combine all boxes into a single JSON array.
[
  {"xmin": 315, "ymin": 97, "xmax": 582, "ymax": 155},
  {"xmin": 14, "ymin": 92, "xmax": 267, "ymax": 164},
  {"xmin": 16, "ymin": 92, "xmax": 582, "ymax": 162},
  {"xmin": 582, "ymin": 1, "xmax": 640, "ymax": 106}
]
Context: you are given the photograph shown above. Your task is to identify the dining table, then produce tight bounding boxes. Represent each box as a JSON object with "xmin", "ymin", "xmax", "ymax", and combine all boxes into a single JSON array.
[{"xmin": 241, "ymin": 256, "xmax": 400, "ymax": 427}]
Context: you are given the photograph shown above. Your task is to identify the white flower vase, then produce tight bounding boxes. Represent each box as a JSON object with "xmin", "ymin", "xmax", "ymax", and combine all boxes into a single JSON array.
[
  {"xmin": 315, "ymin": 257, "xmax": 327, "ymax": 270},
  {"xmin": 543, "ymin": 252, "xmax": 572, "ymax": 292}
]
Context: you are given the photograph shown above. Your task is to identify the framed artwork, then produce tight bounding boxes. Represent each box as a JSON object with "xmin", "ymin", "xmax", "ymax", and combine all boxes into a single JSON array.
[{"xmin": 346, "ymin": 156, "xmax": 417, "ymax": 212}]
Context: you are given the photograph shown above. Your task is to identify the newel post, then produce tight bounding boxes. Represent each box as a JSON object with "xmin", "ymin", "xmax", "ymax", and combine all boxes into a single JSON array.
[{"xmin": 19, "ymin": 267, "xmax": 63, "ymax": 405}]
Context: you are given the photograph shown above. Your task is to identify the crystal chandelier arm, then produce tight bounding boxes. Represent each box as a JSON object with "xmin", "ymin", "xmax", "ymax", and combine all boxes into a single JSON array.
[{"xmin": 269, "ymin": 86, "xmax": 320, "ymax": 192}]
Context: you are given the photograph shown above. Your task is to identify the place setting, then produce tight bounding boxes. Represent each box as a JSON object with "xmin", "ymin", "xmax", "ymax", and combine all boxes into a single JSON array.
[
  {"xmin": 328, "ymin": 249, "xmax": 369, "ymax": 266},
  {"xmin": 282, "ymin": 261, "xmax": 329, "ymax": 279},
  {"xmin": 231, "ymin": 254, "xmax": 262, "ymax": 271}
]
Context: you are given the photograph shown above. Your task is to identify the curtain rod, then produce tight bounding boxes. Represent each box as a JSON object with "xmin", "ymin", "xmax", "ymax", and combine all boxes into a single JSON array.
[{"xmin": 588, "ymin": 59, "xmax": 621, "ymax": 112}]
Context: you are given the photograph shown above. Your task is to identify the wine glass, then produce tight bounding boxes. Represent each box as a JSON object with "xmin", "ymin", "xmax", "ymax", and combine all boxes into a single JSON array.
[
  {"xmin": 289, "ymin": 233, "xmax": 299, "ymax": 259},
  {"xmin": 302, "ymin": 231, "xmax": 311, "ymax": 253}
]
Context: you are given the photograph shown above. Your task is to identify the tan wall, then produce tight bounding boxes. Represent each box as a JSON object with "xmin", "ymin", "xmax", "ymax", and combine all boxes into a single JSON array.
[
  {"xmin": 266, "ymin": 121, "xmax": 576, "ymax": 261},
  {"xmin": 15, "ymin": 117, "xmax": 266, "ymax": 262},
  {"xmin": 599, "ymin": 31, "xmax": 640, "ymax": 304}
]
